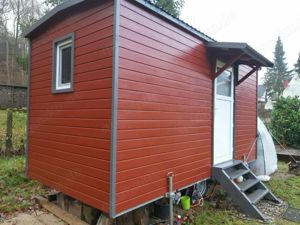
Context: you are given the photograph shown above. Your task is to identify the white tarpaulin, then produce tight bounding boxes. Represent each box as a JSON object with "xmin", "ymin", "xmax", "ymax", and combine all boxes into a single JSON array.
[{"xmin": 250, "ymin": 118, "xmax": 278, "ymax": 175}]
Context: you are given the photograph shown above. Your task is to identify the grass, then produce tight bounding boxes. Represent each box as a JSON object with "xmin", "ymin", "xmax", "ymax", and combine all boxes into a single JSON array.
[
  {"xmin": 0, "ymin": 154, "xmax": 298, "ymax": 225},
  {"xmin": 194, "ymin": 205, "xmax": 257, "ymax": 225},
  {"xmin": 195, "ymin": 161, "xmax": 300, "ymax": 225},
  {"xmin": 267, "ymin": 162, "xmax": 300, "ymax": 209},
  {"xmin": 0, "ymin": 110, "xmax": 27, "ymax": 152},
  {"xmin": 0, "ymin": 156, "xmax": 47, "ymax": 213}
]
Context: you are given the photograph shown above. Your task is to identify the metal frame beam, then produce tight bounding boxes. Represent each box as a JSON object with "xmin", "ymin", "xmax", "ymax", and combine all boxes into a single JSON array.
[{"xmin": 110, "ymin": 0, "xmax": 120, "ymax": 218}]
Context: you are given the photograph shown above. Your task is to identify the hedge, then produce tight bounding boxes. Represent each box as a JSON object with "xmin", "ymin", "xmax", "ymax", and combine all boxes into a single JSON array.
[{"xmin": 271, "ymin": 97, "xmax": 300, "ymax": 149}]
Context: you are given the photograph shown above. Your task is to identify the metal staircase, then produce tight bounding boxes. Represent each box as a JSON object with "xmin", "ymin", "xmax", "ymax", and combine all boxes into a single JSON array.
[{"xmin": 212, "ymin": 160, "xmax": 280, "ymax": 221}]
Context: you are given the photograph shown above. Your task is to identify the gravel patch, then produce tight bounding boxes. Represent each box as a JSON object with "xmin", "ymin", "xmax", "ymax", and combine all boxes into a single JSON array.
[
  {"xmin": 256, "ymin": 199, "xmax": 287, "ymax": 221},
  {"xmin": 230, "ymin": 198, "xmax": 287, "ymax": 223}
]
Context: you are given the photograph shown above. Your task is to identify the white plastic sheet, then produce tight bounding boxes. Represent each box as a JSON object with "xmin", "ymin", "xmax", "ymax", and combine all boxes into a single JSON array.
[{"xmin": 250, "ymin": 118, "xmax": 278, "ymax": 175}]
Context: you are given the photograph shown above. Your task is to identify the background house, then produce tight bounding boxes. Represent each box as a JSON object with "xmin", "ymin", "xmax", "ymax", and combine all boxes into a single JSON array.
[
  {"xmin": 265, "ymin": 73, "xmax": 299, "ymax": 111},
  {"xmin": 283, "ymin": 74, "xmax": 300, "ymax": 98}
]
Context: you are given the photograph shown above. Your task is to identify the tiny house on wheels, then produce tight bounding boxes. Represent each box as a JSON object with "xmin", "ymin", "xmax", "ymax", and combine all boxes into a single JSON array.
[{"xmin": 24, "ymin": 0, "xmax": 279, "ymax": 221}]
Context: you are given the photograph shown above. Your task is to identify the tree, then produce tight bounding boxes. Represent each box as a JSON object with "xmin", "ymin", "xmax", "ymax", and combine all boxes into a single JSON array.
[
  {"xmin": 44, "ymin": 0, "xmax": 185, "ymax": 17},
  {"xmin": 152, "ymin": 0, "xmax": 185, "ymax": 17},
  {"xmin": 294, "ymin": 53, "xmax": 300, "ymax": 76},
  {"xmin": 44, "ymin": 0, "xmax": 64, "ymax": 10},
  {"xmin": 264, "ymin": 36, "xmax": 292, "ymax": 99},
  {"xmin": 0, "ymin": 0, "xmax": 9, "ymax": 35},
  {"xmin": 10, "ymin": 0, "xmax": 42, "ymax": 38}
]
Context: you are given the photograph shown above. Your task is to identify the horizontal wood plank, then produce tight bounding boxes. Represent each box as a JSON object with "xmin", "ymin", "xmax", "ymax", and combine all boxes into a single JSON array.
[
  {"xmin": 235, "ymin": 66, "xmax": 257, "ymax": 161},
  {"xmin": 115, "ymin": 0, "xmax": 213, "ymax": 213},
  {"xmin": 28, "ymin": 0, "xmax": 113, "ymax": 214}
]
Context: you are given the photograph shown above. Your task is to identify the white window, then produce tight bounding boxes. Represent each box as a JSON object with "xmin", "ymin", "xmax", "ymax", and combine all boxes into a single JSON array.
[{"xmin": 53, "ymin": 33, "xmax": 74, "ymax": 93}]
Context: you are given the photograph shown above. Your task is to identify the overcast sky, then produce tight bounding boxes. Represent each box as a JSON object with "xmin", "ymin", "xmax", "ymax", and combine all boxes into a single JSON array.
[{"xmin": 180, "ymin": 0, "xmax": 300, "ymax": 82}]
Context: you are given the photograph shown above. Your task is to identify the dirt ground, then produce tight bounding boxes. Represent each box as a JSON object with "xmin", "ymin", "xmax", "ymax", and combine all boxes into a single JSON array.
[{"xmin": 0, "ymin": 211, "xmax": 66, "ymax": 225}]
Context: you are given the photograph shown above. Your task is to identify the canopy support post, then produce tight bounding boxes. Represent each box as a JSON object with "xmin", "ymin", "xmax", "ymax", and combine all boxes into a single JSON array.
[
  {"xmin": 212, "ymin": 52, "xmax": 244, "ymax": 80},
  {"xmin": 237, "ymin": 66, "xmax": 260, "ymax": 86}
]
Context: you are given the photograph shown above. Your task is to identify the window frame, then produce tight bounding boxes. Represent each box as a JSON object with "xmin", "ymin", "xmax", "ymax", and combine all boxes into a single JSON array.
[{"xmin": 52, "ymin": 33, "xmax": 75, "ymax": 93}]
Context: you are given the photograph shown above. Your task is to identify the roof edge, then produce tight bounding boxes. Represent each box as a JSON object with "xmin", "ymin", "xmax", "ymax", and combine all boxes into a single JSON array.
[
  {"xmin": 133, "ymin": 0, "xmax": 215, "ymax": 42},
  {"xmin": 207, "ymin": 42, "xmax": 248, "ymax": 49},
  {"xmin": 207, "ymin": 42, "xmax": 273, "ymax": 67},
  {"xmin": 24, "ymin": 0, "xmax": 85, "ymax": 38},
  {"xmin": 244, "ymin": 44, "xmax": 273, "ymax": 67},
  {"xmin": 24, "ymin": 0, "xmax": 215, "ymax": 42}
]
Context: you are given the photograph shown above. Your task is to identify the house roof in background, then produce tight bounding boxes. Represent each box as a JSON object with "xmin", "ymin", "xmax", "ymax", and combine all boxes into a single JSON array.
[{"xmin": 283, "ymin": 74, "xmax": 300, "ymax": 98}]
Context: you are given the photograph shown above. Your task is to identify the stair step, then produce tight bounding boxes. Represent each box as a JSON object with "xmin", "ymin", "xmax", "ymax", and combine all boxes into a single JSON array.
[
  {"xmin": 247, "ymin": 189, "xmax": 268, "ymax": 204},
  {"xmin": 227, "ymin": 168, "xmax": 249, "ymax": 179},
  {"xmin": 214, "ymin": 160, "xmax": 243, "ymax": 169},
  {"xmin": 213, "ymin": 162, "xmax": 279, "ymax": 221},
  {"xmin": 237, "ymin": 179, "xmax": 259, "ymax": 192}
]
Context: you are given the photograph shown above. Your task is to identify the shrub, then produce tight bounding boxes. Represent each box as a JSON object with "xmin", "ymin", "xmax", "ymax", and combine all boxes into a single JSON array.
[
  {"xmin": 0, "ymin": 109, "xmax": 27, "ymax": 154},
  {"xmin": 271, "ymin": 97, "xmax": 300, "ymax": 149}
]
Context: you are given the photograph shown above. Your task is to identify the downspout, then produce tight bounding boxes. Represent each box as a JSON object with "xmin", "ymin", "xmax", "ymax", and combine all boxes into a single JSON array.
[{"xmin": 167, "ymin": 173, "xmax": 174, "ymax": 225}]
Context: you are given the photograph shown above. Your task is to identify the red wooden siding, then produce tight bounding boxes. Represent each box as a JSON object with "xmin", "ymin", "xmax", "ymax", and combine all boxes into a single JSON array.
[
  {"xmin": 235, "ymin": 66, "xmax": 257, "ymax": 161},
  {"xmin": 115, "ymin": 0, "xmax": 212, "ymax": 214},
  {"xmin": 28, "ymin": 0, "xmax": 114, "ymax": 213}
]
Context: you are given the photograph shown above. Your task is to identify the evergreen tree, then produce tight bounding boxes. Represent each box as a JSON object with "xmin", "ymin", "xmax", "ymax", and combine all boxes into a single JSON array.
[
  {"xmin": 153, "ymin": 0, "xmax": 185, "ymax": 17},
  {"xmin": 294, "ymin": 53, "xmax": 300, "ymax": 76},
  {"xmin": 264, "ymin": 36, "xmax": 292, "ymax": 99}
]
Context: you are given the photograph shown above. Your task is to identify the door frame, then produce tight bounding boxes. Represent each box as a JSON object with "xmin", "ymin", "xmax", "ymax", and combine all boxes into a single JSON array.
[{"xmin": 213, "ymin": 61, "xmax": 235, "ymax": 165}]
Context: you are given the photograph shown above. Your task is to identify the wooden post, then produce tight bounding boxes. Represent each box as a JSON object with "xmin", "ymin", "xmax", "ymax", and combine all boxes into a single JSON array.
[
  {"xmin": 35, "ymin": 196, "xmax": 89, "ymax": 225},
  {"xmin": 5, "ymin": 109, "xmax": 13, "ymax": 156}
]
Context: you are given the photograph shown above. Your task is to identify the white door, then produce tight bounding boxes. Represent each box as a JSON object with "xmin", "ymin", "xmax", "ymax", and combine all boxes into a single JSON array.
[{"xmin": 213, "ymin": 67, "xmax": 234, "ymax": 165}]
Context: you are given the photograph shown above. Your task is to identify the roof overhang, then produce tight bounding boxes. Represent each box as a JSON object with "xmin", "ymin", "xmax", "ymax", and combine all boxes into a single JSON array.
[
  {"xmin": 24, "ymin": 0, "xmax": 85, "ymax": 38},
  {"xmin": 207, "ymin": 42, "xmax": 273, "ymax": 68},
  {"xmin": 133, "ymin": 0, "xmax": 214, "ymax": 42},
  {"xmin": 207, "ymin": 42, "xmax": 273, "ymax": 84},
  {"xmin": 24, "ymin": 0, "xmax": 215, "ymax": 42}
]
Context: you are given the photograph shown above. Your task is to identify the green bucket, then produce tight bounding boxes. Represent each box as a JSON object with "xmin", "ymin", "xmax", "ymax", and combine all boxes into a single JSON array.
[{"xmin": 181, "ymin": 196, "xmax": 190, "ymax": 210}]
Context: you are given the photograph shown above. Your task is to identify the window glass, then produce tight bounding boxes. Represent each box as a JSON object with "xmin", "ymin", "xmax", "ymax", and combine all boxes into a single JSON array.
[
  {"xmin": 216, "ymin": 70, "xmax": 232, "ymax": 97},
  {"xmin": 61, "ymin": 46, "xmax": 72, "ymax": 84}
]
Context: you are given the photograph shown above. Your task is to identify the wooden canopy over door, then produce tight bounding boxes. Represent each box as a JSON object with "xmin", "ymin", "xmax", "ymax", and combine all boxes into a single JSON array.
[{"xmin": 207, "ymin": 42, "xmax": 273, "ymax": 163}]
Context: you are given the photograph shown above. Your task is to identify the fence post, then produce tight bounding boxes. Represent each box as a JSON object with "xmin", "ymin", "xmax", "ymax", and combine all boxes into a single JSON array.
[{"xmin": 5, "ymin": 109, "xmax": 13, "ymax": 157}]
